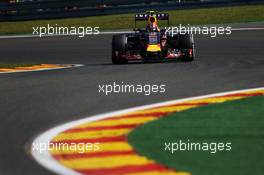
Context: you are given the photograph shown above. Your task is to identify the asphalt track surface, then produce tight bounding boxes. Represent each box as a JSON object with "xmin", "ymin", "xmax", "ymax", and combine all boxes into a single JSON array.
[{"xmin": 0, "ymin": 26, "xmax": 264, "ymax": 175}]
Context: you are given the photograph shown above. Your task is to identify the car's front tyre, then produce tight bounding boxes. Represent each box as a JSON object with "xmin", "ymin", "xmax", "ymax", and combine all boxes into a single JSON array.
[
  {"xmin": 112, "ymin": 34, "xmax": 128, "ymax": 64},
  {"xmin": 179, "ymin": 34, "xmax": 195, "ymax": 62}
]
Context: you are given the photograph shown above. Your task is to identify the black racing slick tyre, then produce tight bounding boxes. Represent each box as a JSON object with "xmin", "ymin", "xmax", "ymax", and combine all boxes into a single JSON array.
[
  {"xmin": 179, "ymin": 34, "xmax": 195, "ymax": 62},
  {"xmin": 112, "ymin": 34, "xmax": 128, "ymax": 64}
]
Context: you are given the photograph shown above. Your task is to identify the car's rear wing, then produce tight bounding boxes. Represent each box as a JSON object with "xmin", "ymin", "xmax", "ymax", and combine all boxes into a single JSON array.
[
  {"xmin": 134, "ymin": 11, "xmax": 169, "ymax": 28},
  {"xmin": 135, "ymin": 13, "xmax": 169, "ymax": 21}
]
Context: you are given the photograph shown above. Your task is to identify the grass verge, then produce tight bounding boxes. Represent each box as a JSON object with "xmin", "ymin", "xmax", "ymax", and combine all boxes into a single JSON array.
[
  {"xmin": 0, "ymin": 4, "xmax": 264, "ymax": 35},
  {"xmin": 128, "ymin": 95, "xmax": 264, "ymax": 175}
]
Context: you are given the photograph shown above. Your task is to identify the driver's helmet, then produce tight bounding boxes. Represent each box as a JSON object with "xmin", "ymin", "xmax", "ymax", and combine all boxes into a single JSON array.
[{"xmin": 146, "ymin": 16, "xmax": 160, "ymax": 32}]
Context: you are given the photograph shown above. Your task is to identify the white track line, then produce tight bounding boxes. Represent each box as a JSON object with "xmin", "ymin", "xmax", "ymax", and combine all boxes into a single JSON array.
[
  {"xmin": 31, "ymin": 87, "xmax": 264, "ymax": 175},
  {"xmin": 231, "ymin": 27, "xmax": 264, "ymax": 31},
  {"xmin": 0, "ymin": 27, "xmax": 264, "ymax": 39},
  {"xmin": 0, "ymin": 64, "xmax": 83, "ymax": 74}
]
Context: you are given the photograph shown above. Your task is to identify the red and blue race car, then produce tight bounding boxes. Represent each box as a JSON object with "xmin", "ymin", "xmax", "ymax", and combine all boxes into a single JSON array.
[{"xmin": 112, "ymin": 11, "xmax": 195, "ymax": 64}]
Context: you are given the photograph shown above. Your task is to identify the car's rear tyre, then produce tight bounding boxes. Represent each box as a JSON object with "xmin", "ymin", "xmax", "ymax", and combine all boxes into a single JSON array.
[
  {"xmin": 179, "ymin": 34, "xmax": 195, "ymax": 62},
  {"xmin": 112, "ymin": 34, "xmax": 128, "ymax": 64}
]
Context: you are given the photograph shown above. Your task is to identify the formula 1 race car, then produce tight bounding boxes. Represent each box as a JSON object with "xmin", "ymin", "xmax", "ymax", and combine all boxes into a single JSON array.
[{"xmin": 112, "ymin": 11, "xmax": 195, "ymax": 64}]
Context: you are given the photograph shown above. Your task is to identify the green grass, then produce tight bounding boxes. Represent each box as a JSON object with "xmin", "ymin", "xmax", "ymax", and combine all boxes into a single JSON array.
[
  {"xmin": 128, "ymin": 95, "xmax": 264, "ymax": 175},
  {"xmin": 0, "ymin": 4, "xmax": 264, "ymax": 35},
  {"xmin": 0, "ymin": 64, "xmax": 38, "ymax": 68}
]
